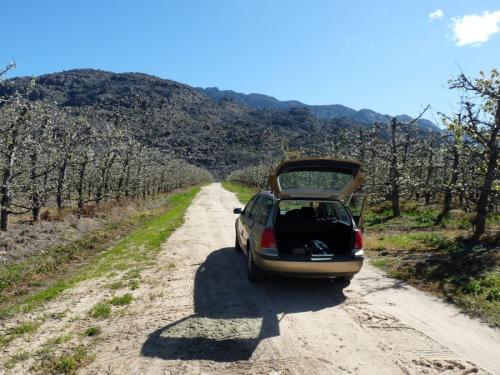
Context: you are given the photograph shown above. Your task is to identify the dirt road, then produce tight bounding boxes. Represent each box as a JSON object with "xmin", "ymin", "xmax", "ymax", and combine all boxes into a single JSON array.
[{"xmin": 3, "ymin": 183, "xmax": 499, "ymax": 374}]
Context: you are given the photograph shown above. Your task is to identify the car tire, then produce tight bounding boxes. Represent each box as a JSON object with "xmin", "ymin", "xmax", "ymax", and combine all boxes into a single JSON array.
[
  {"xmin": 338, "ymin": 275, "xmax": 354, "ymax": 283},
  {"xmin": 235, "ymin": 234, "xmax": 242, "ymax": 252},
  {"xmin": 247, "ymin": 245, "xmax": 261, "ymax": 283}
]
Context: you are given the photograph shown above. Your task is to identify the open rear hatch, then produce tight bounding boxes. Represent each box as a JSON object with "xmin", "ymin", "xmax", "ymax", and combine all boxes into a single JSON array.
[{"xmin": 269, "ymin": 158, "xmax": 364, "ymax": 200}]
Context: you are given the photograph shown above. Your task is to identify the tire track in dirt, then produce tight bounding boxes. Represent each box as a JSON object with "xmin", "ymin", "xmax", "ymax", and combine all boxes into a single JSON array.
[{"xmin": 341, "ymin": 298, "xmax": 484, "ymax": 374}]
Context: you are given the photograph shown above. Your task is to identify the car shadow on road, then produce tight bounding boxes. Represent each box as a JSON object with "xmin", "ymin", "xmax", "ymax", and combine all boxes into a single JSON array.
[{"xmin": 141, "ymin": 247, "xmax": 349, "ymax": 362}]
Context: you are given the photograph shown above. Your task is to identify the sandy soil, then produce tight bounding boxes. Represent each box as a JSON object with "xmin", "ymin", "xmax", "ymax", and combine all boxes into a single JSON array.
[{"xmin": 2, "ymin": 183, "xmax": 498, "ymax": 374}]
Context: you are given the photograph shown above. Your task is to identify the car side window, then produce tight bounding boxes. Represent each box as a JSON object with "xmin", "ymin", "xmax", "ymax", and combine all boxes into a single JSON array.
[
  {"xmin": 243, "ymin": 196, "xmax": 257, "ymax": 216},
  {"xmin": 331, "ymin": 201, "xmax": 351, "ymax": 224},
  {"xmin": 254, "ymin": 198, "xmax": 273, "ymax": 225},
  {"xmin": 248, "ymin": 197, "xmax": 263, "ymax": 221}
]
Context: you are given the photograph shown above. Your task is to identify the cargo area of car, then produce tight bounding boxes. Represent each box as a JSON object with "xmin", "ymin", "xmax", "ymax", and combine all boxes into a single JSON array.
[{"xmin": 273, "ymin": 200, "xmax": 354, "ymax": 257}]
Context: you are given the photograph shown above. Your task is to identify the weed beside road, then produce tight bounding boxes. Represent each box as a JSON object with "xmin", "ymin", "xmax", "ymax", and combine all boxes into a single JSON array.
[
  {"xmin": 221, "ymin": 182, "xmax": 257, "ymax": 204},
  {"xmin": 365, "ymin": 203, "xmax": 499, "ymax": 326}
]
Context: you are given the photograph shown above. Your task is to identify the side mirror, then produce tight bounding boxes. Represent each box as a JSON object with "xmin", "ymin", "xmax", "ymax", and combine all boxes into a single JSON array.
[{"xmin": 233, "ymin": 208, "xmax": 243, "ymax": 214}]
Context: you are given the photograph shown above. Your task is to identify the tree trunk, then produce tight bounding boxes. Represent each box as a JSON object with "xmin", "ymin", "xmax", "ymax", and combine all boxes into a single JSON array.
[
  {"xmin": 56, "ymin": 160, "xmax": 67, "ymax": 210},
  {"xmin": 77, "ymin": 160, "xmax": 87, "ymax": 210},
  {"xmin": 96, "ymin": 167, "xmax": 106, "ymax": 206},
  {"xmin": 424, "ymin": 193, "xmax": 431, "ymax": 205},
  {"xmin": 473, "ymin": 149, "xmax": 498, "ymax": 238},
  {"xmin": 438, "ymin": 137, "xmax": 460, "ymax": 223},
  {"xmin": 30, "ymin": 152, "xmax": 41, "ymax": 222},
  {"xmin": 0, "ymin": 129, "xmax": 17, "ymax": 231},
  {"xmin": 423, "ymin": 144, "xmax": 435, "ymax": 205},
  {"xmin": 136, "ymin": 163, "xmax": 142, "ymax": 198},
  {"xmin": 358, "ymin": 129, "xmax": 366, "ymax": 162},
  {"xmin": 118, "ymin": 152, "xmax": 132, "ymax": 200},
  {"xmin": 99, "ymin": 155, "xmax": 116, "ymax": 203},
  {"xmin": 458, "ymin": 193, "xmax": 464, "ymax": 210},
  {"xmin": 124, "ymin": 163, "xmax": 131, "ymax": 198},
  {"xmin": 0, "ymin": 167, "xmax": 12, "ymax": 231},
  {"xmin": 32, "ymin": 204, "xmax": 41, "ymax": 222},
  {"xmin": 389, "ymin": 118, "xmax": 401, "ymax": 217},
  {"xmin": 0, "ymin": 207, "xmax": 8, "ymax": 231},
  {"xmin": 473, "ymin": 104, "xmax": 499, "ymax": 239}
]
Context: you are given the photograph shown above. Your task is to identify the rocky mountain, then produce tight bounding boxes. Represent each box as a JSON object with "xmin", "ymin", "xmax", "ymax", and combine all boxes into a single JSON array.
[
  {"xmin": 2, "ymin": 69, "xmax": 437, "ymax": 176},
  {"xmin": 197, "ymin": 87, "xmax": 439, "ymax": 131}
]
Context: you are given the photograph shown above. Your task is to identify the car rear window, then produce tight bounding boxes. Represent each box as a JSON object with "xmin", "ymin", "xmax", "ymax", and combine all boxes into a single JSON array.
[{"xmin": 278, "ymin": 170, "xmax": 354, "ymax": 191}]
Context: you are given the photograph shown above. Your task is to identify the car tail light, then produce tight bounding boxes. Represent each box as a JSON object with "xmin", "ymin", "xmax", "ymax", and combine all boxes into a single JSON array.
[
  {"xmin": 260, "ymin": 228, "xmax": 276, "ymax": 248},
  {"xmin": 354, "ymin": 229, "xmax": 363, "ymax": 250}
]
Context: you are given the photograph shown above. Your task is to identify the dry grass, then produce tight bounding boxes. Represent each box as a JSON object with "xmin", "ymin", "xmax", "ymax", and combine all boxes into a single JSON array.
[
  {"xmin": 0, "ymin": 187, "xmax": 201, "ymax": 319},
  {"xmin": 0, "ymin": 195, "xmax": 171, "ymax": 265}
]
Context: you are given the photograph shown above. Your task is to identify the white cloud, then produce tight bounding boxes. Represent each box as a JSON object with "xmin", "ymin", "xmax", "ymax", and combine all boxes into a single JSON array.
[
  {"xmin": 451, "ymin": 10, "xmax": 500, "ymax": 46},
  {"xmin": 428, "ymin": 9, "xmax": 444, "ymax": 21}
]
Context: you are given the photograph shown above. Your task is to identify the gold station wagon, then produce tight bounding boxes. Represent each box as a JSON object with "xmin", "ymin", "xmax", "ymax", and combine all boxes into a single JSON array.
[{"xmin": 233, "ymin": 158, "xmax": 366, "ymax": 282}]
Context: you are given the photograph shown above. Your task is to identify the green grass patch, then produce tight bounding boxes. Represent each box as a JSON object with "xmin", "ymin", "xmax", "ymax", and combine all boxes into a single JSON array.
[
  {"xmin": 367, "ymin": 231, "xmax": 457, "ymax": 251},
  {"xmin": 109, "ymin": 293, "xmax": 133, "ymax": 306},
  {"xmin": 38, "ymin": 344, "xmax": 91, "ymax": 375},
  {"xmin": 370, "ymin": 233, "xmax": 417, "ymax": 250},
  {"xmin": 36, "ymin": 334, "xmax": 74, "ymax": 357},
  {"xmin": 108, "ymin": 281, "xmax": 124, "ymax": 290},
  {"xmin": 128, "ymin": 279, "xmax": 139, "ymax": 290},
  {"xmin": 4, "ymin": 350, "xmax": 30, "ymax": 369},
  {"xmin": 0, "ymin": 186, "xmax": 200, "ymax": 318},
  {"xmin": 364, "ymin": 208, "xmax": 441, "ymax": 229},
  {"xmin": 48, "ymin": 334, "xmax": 72, "ymax": 346},
  {"xmin": 371, "ymin": 258, "xmax": 395, "ymax": 269},
  {"xmin": 414, "ymin": 210, "xmax": 437, "ymax": 226},
  {"xmin": 12, "ymin": 320, "xmax": 41, "ymax": 335},
  {"xmin": 124, "ymin": 269, "xmax": 141, "ymax": 280},
  {"xmin": 0, "ymin": 320, "xmax": 42, "ymax": 349},
  {"xmin": 89, "ymin": 302, "xmax": 111, "ymax": 319},
  {"xmin": 84, "ymin": 326, "xmax": 101, "ymax": 337},
  {"xmin": 445, "ymin": 270, "xmax": 500, "ymax": 325},
  {"xmin": 363, "ymin": 203, "xmax": 476, "ymax": 231},
  {"xmin": 461, "ymin": 271, "xmax": 500, "ymax": 302},
  {"xmin": 221, "ymin": 182, "xmax": 258, "ymax": 204},
  {"xmin": 364, "ymin": 208, "xmax": 393, "ymax": 228}
]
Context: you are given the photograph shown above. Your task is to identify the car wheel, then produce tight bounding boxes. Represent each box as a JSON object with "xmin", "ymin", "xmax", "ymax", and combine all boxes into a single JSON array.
[
  {"xmin": 235, "ymin": 233, "xmax": 242, "ymax": 252},
  {"xmin": 247, "ymin": 245, "xmax": 261, "ymax": 283},
  {"xmin": 337, "ymin": 275, "xmax": 354, "ymax": 284}
]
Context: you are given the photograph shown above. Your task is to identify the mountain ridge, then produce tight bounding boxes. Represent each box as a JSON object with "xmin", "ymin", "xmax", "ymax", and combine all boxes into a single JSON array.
[{"xmin": 197, "ymin": 86, "xmax": 439, "ymax": 131}]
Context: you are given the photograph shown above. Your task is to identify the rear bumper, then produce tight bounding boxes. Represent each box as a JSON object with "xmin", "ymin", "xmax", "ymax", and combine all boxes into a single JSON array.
[{"xmin": 254, "ymin": 252, "xmax": 363, "ymax": 278}]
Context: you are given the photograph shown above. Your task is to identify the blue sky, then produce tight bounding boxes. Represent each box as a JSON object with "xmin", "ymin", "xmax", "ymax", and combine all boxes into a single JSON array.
[{"xmin": 3, "ymin": 0, "xmax": 499, "ymax": 119}]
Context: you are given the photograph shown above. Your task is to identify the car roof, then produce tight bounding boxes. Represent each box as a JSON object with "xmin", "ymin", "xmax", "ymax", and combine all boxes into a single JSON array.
[
  {"xmin": 254, "ymin": 191, "xmax": 345, "ymax": 205},
  {"xmin": 256, "ymin": 191, "xmax": 275, "ymax": 199}
]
